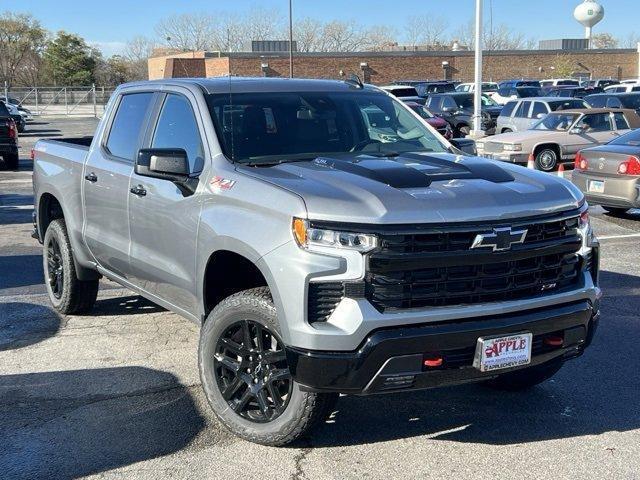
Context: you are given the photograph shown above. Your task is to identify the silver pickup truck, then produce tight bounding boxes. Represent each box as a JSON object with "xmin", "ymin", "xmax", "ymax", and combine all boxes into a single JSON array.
[{"xmin": 32, "ymin": 77, "xmax": 601, "ymax": 446}]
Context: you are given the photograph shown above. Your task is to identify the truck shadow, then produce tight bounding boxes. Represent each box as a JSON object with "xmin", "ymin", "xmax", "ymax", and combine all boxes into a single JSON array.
[
  {"xmin": 311, "ymin": 269, "xmax": 640, "ymax": 447},
  {"xmin": 92, "ymin": 294, "xmax": 167, "ymax": 316},
  {"xmin": 0, "ymin": 367, "xmax": 208, "ymax": 479},
  {"xmin": 0, "ymin": 302, "xmax": 60, "ymax": 352}
]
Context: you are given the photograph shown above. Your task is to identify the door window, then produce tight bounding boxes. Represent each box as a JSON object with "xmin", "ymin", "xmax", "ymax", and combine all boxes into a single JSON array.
[
  {"xmin": 500, "ymin": 101, "xmax": 517, "ymax": 117},
  {"xmin": 605, "ymin": 97, "xmax": 623, "ymax": 108},
  {"xmin": 531, "ymin": 102, "xmax": 548, "ymax": 118},
  {"xmin": 577, "ymin": 113, "xmax": 614, "ymax": 132},
  {"xmin": 613, "ymin": 112, "xmax": 630, "ymax": 130},
  {"xmin": 514, "ymin": 101, "xmax": 531, "ymax": 118},
  {"xmin": 152, "ymin": 94, "xmax": 204, "ymax": 173},
  {"xmin": 105, "ymin": 93, "xmax": 154, "ymax": 161}
]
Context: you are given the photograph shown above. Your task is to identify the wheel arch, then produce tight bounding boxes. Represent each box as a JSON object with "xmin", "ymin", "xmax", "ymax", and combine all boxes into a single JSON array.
[{"xmin": 532, "ymin": 142, "xmax": 562, "ymax": 159}]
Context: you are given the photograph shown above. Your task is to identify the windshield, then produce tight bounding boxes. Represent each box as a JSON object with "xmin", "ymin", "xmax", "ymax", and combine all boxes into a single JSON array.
[
  {"xmin": 531, "ymin": 113, "xmax": 579, "ymax": 131},
  {"xmin": 388, "ymin": 87, "xmax": 418, "ymax": 97},
  {"xmin": 453, "ymin": 95, "xmax": 474, "ymax": 109},
  {"xmin": 481, "ymin": 95, "xmax": 498, "ymax": 106},
  {"xmin": 206, "ymin": 91, "xmax": 449, "ymax": 164},
  {"xmin": 620, "ymin": 95, "xmax": 640, "ymax": 110}
]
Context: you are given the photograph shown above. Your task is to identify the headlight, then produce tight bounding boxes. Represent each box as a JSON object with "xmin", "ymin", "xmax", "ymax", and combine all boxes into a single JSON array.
[
  {"xmin": 503, "ymin": 144, "xmax": 522, "ymax": 152},
  {"xmin": 292, "ymin": 218, "xmax": 377, "ymax": 253}
]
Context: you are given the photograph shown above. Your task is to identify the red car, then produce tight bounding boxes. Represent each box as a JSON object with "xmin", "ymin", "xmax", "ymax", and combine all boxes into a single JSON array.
[{"xmin": 405, "ymin": 101, "xmax": 453, "ymax": 139}]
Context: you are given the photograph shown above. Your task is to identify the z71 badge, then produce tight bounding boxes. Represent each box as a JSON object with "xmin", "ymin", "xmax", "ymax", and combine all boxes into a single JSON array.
[{"xmin": 210, "ymin": 176, "xmax": 236, "ymax": 191}]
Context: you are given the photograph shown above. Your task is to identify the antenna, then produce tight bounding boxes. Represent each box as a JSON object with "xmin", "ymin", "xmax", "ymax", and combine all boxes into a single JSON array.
[{"xmin": 345, "ymin": 73, "xmax": 364, "ymax": 89}]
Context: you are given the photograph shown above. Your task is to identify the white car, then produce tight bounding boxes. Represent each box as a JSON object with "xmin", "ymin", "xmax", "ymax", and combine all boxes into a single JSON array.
[
  {"xmin": 604, "ymin": 83, "xmax": 640, "ymax": 93},
  {"xmin": 455, "ymin": 82, "xmax": 498, "ymax": 93},
  {"xmin": 539, "ymin": 79, "xmax": 580, "ymax": 88},
  {"xmin": 492, "ymin": 86, "xmax": 542, "ymax": 105}
]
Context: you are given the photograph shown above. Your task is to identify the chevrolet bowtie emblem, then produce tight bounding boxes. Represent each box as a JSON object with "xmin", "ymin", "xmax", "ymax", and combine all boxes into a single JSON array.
[{"xmin": 470, "ymin": 227, "xmax": 528, "ymax": 252}]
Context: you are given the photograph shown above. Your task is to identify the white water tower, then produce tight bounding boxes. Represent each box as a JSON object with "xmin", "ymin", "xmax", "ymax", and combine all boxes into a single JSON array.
[{"xmin": 574, "ymin": 0, "xmax": 605, "ymax": 46}]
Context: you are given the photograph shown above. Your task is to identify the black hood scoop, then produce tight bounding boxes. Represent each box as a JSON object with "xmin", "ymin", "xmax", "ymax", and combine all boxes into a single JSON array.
[{"xmin": 311, "ymin": 152, "xmax": 514, "ymax": 189}]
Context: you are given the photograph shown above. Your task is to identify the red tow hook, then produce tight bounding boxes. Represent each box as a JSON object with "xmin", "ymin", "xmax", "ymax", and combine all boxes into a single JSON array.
[
  {"xmin": 544, "ymin": 335, "xmax": 564, "ymax": 347},
  {"xmin": 423, "ymin": 356, "xmax": 443, "ymax": 368}
]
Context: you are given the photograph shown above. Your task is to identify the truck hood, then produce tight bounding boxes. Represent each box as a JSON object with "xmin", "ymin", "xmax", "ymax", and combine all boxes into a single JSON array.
[{"xmin": 238, "ymin": 152, "xmax": 583, "ymax": 224}]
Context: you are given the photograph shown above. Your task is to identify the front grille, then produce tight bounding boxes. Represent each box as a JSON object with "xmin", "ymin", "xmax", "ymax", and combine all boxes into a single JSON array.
[
  {"xmin": 365, "ymin": 211, "xmax": 583, "ymax": 312},
  {"xmin": 481, "ymin": 142, "xmax": 505, "ymax": 154},
  {"xmin": 307, "ymin": 282, "xmax": 365, "ymax": 324}
]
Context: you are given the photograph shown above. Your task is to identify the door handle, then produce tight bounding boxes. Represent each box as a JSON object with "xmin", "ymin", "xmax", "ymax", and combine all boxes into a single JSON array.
[
  {"xmin": 130, "ymin": 185, "xmax": 147, "ymax": 197},
  {"xmin": 84, "ymin": 172, "xmax": 98, "ymax": 183}
]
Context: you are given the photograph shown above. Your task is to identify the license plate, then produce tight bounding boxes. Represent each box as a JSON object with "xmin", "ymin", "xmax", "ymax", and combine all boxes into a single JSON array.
[
  {"xmin": 588, "ymin": 180, "xmax": 605, "ymax": 193},
  {"xmin": 473, "ymin": 333, "xmax": 532, "ymax": 372}
]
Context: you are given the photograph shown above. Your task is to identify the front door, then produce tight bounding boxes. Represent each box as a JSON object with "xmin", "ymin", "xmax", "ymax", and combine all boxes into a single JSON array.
[
  {"xmin": 83, "ymin": 91, "xmax": 155, "ymax": 279},
  {"xmin": 128, "ymin": 91, "xmax": 206, "ymax": 315}
]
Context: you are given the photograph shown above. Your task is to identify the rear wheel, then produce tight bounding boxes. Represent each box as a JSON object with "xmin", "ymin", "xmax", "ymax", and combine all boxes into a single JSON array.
[
  {"xmin": 484, "ymin": 359, "xmax": 563, "ymax": 391},
  {"xmin": 534, "ymin": 147, "xmax": 559, "ymax": 172},
  {"xmin": 199, "ymin": 287, "xmax": 337, "ymax": 446},
  {"xmin": 602, "ymin": 206, "xmax": 629, "ymax": 215},
  {"xmin": 43, "ymin": 219, "xmax": 99, "ymax": 314}
]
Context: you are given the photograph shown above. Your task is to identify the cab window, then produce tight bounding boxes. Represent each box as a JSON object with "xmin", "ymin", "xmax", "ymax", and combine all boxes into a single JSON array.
[
  {"xmin": 105, "ymin": 92, "xmax": 154, "ymax": 161},
  {"xmin": 531, "ymin": 102, "xmax": 548, "ymax": 118},
  {"xmin": 613, "ymin": 112, "xmax": 630, "ymax": 130}
]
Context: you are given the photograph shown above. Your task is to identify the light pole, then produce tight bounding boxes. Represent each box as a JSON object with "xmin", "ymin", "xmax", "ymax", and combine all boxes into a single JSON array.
[
  {"xmin": 471, "ymin": 0, "xmax": 484, "ymax": 138},
  {"xmin": 288, "ymin": 0, "xmax": 294, "ymax": 78}
]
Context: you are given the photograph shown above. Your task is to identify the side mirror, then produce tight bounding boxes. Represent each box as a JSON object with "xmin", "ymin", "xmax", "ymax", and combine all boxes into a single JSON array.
[
  {"xmin": 536, "ymin": 113, "xmax": 546, "ymax": 119},
  {"xmin": 135, "ymin": 148, "xmax": 198, "ymax": 196},
  {"xmin": 450, "ymin": 138, "xmax": 477, "ymax": 156},
  {"xmin": 441, "ymin": 106, "xmax": 455, "ymax": 113},
  {"xmin": 569, "ymin": 127, "xmax": 584, "ymax": 135}
]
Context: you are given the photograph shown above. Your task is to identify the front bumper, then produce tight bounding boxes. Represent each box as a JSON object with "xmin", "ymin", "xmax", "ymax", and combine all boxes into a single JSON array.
[
  {"xmin": 477, "ymin": 150, "xmax": 529, "ymax": 163},
  {"xmin": 572, "ymin": 171, "xmax": 640, "ymax": 209},
  {"xmin": 286, "ymin": 300, "xmax": 599, "ymax": 394}
]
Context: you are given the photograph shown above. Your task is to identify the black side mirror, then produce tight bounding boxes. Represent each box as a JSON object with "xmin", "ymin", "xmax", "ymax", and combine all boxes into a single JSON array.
[
  {"xmin": 449, "ymin": 138, "xmax": 477, "ymax": 156},
  {"xmin": 135, "ymin": 148, "xmax": 198, "ymax": 196}
]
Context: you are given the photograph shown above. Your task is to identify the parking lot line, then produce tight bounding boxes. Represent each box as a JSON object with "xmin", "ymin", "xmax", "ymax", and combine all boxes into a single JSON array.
[{"xmin": 598, "ymin": 233, "xmax": 640, "ymax": 240}]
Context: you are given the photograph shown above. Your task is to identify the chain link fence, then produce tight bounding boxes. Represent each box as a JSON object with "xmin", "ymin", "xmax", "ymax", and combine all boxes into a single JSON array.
[{"xmin": 3, "ymin": 84, "xmax": 116, "ymax": 117}]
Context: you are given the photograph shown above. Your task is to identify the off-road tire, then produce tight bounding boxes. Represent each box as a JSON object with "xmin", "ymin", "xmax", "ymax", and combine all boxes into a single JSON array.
[
  {"xmin": 483, "ymin": 359, "xmax": 563, "ymax": 391},
  {"xmin": 43, "ymin": 219, "xmax": 99, "ymax": 314},
  {"xmin": 199, "ymin": 287, "xmax": 338, "ymax": 446}
]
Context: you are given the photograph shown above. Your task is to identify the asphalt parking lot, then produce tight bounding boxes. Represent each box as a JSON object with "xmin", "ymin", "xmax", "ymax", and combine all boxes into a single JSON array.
[{"xmin": 1, "ymin": 117, "xmax": 640, "ymax": 479}]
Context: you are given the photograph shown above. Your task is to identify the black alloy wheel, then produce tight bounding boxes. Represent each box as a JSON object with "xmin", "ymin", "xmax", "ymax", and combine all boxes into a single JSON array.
[
  {"xmin": 214, "ymin": 319, "xmax": 292, "ymax": 423},
  {"xmin": 46, "ymin": 236, "xmax": 64, "ymax": 299}
]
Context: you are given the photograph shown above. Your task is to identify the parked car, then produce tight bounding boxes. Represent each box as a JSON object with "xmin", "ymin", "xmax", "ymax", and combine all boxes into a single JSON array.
[
  {"xmin": 0, "ymin": 101, "xmax": 26, "ymax": 133},
  {"xmin": 546, "ymin": 87, "xmax": 603, "ymax": 98},
  {"xmin": 477, "ymin": 108, "xmax": 640, "ymax": 171},
  {"xmin": 498, "ymin": 79, "xmax": 542, "ymax": 89},
  {"xmin": 425, "ymin": 92, "xmax": 502, "ymax": 136},
  {"xmin": 620, "ymin": 78, "xmax": 640, "ymax": 84},
  {"xmin": 0, "ymin": 96, "xmax": 33, "ymax": 121},
  {"xmin": 540, "ymin": 79, "xmax": 580, "ymax": 88},
  {"xmin": 0, "ymin": 101, "xmax": 18, "ymax": 170},
  {"xmin": 583, "ymin": 79, "xmax": 619, "ymax": 89},
  {"xmin": 31, "ymin": 77, "xmax": 600, "ymax": 446},
  {"xmin": 394, "ymin": 80, "xmax": 457, "ymax": 96},
  {"xmin": 497, "ymin": 97, "xmax": 589, "ymax": 133},
  {"xmin": 585, "ymin": 92, "xmax": 640, "ymax": 115},
  {"xmin": 380, "ymin": 85, "xmax": 426, "ymax": 105},
  {"xmin": 455, "ymin": 82, "xmax": 499, "ymax": 93},
  {"xmin": 572, "ymin": 128, "xmax": 640, "ymax": 215},
  {"xmin": 492, "ymin": 86, "xmax": 543, "ymax": 105},
  {"xmin": 604, "ymin": 84, "xmax": 640, "ymax": 93},
  {"xmin": 404, "ymin": 101, "xmax": 453, "ymax": 139}
]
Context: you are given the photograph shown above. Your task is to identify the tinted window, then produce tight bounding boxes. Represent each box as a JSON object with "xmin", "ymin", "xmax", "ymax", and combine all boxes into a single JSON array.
[
  {"xmin": 514, "ymin": 101, "xmax": 531, "ymax": 118},
  {"xmin": 442, "ymin": 96, "xmax": 458, "ymax": 109},
  {"xmin": 497, "ymin": 88, "xmax": 511, "ymax": 97},
  {"xmin": 633, "ymin": 86, "xmax": 640, "ymax": 92},
  {"xmin": 500, "ymin": 101, "xmax": 517, "ymax": 117},
  {"xmin": 516, "ymin": 87, "xmax": 541, "ymax": 98},
  {"xmin": 152, "ymin": 94, "xmax": 204, "ymax": 173},
  {"xmin": 558, "ymin": 80, "xmax": 579, "ymax": 86},
  {"xmin": 549, "ymin": 99, "xmax": 588, "ymax": 111},
  {"xmin": 0, "ymin": 101, "xmax": 9, "ymax": 116},
  {"xmin": 106, "ymin": 93, "xmax": 154, "ymax": 161},
  {"xmin": 613, "ymin": 112, "xmax": 630, "ymax": 130},
  {"xmin": 531, "ymin": 102, "xmax": 548, "ymax": 117},
  {"xmin": 619, "ymin": 94, "xmax": 640, "ymax": 110},
  {"xmin": 605, "ymin": 97, "xmax": 623, "ymax": 108},
  {"xmin": 586, "ymin": 95, "xmax": 606, "ymax": 108},
  {"xmin": 389, "ymin": 88, "xmax": 419, "ymax": 97}
]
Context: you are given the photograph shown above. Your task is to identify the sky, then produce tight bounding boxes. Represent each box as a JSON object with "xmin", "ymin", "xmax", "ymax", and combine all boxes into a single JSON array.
[{"xmin": 13, "ymin": 0, "xmax": 640, "ymax": 57}]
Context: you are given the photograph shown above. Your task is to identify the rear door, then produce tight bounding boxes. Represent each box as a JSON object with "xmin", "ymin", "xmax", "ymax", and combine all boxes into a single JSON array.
[
  {"xmin": 566, "ymin": 113, "xmax": 618, "ymax": 157},
  {"xmin": 83, "ymin": 91, "xmax": 156, "ymax": 278},
  {"xmin": 513, "ymin": 101, "xmax": 531, "ymax": 131},
  {"xmin": 128, "ymin": 89, "xmax": 207, "ymax": 314}
]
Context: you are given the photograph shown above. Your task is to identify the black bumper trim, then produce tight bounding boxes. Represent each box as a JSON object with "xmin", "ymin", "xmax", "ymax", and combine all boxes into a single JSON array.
[{"xmin": 286, "ymin": 300, "xmax": 597, "ymax": 394}]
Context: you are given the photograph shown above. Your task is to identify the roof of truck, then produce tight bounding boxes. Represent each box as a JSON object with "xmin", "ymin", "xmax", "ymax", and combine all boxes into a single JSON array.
[{"xmin": 125, "ymin": 77, "xmax": 379, "ymax": 94}]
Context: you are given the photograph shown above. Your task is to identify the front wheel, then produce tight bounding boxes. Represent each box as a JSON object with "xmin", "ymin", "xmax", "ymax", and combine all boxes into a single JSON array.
[
  {"xmin": 483, "ymin": 359, "xmax": 563, "ymax": 391},
  {"xmin": 43, "ymin": 219, "xmax": 99, "ymax": 314},
  {"xmin": 535, "ymin": 148, "xmax": 558, "ymax": 172},
  {"xmin": 198, "ymin": 287, "xmax": 337, "ymax": 446}
]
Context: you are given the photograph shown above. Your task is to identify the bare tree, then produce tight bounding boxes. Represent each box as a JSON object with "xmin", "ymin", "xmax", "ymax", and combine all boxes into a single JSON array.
[
  {"xmin": 404, "ymin": 15, "xmax": 449, "ymax": 49},
  {"xmin": 621, "ymin": 32, "xmax": 640, "ymax": 49},
  {"xmin": 455, "ymin": 18, "xmax": 532, "ymax": 50},
  {"xmin": 155, "ymin": 13, "xmax": 216, "ymax": 51},
  {"xmin": 590, "ymin": 32, "xmax": 618, "ymax": 49},
  {"xmin": 124, "ymin": 36, "xmax": 155, "ymax": 80},
  {"xmin": 294, "ymin": 17, "xmax": 323, "ymax": 52}
]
